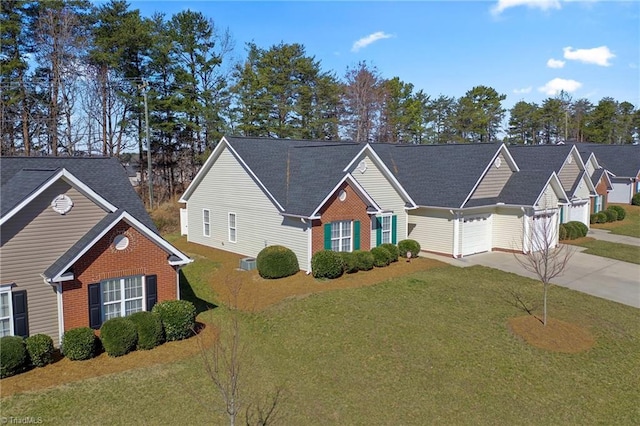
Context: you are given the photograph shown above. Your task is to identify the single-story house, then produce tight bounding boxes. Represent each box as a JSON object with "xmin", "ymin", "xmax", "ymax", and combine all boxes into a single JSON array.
[
  {"xmin": 0, "ymin": 157, "xmax": 191, "ymax": 344},
  {"xmin": 180, "ymin": 136, "xmax": 571, "ymax": 271},
  {"xmin": 577, "ymin": 144, "xmax": 640, "ymax": 204},
  {"xmin": 579, "ymin": 149, "xmax": 613, "ymax": 213}
]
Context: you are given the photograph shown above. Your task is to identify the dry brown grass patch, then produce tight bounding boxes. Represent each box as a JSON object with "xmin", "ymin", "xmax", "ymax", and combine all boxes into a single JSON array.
[{"xmin": 508, "ymin": 315, "xmax": 595, "ymax": 353}]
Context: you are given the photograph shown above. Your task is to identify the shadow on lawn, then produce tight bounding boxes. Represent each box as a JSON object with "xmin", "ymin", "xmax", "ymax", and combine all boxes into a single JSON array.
[{"xmin": 179, "ymin": 269, "xmax": 218, "ymax": 315}]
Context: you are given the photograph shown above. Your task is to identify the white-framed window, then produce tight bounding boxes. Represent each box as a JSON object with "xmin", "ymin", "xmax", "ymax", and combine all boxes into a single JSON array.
[
  {"xmin": 203, "ymin": 209, "xmax": 211, "ymax": 237},
  {"xmin": 331, "ymin": 220, "xmax": 352, "ymax": 252},
  {"xmin": 380, "ymin": 215, "xmax": 392, "ymax": 244},
  {"xmin": 101, "ymin": 276, "xmax": 144, "ymax": 321},
  {"xmin": 0, "ymin": 287, "xmax": 13, "ymax": 338},
  {"xmin": 228, "ymin": 213, "xmax": 237, "ymax": 243}
]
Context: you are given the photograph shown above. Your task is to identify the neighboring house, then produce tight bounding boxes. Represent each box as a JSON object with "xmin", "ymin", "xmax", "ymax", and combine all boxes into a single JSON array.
[
  {"xmin": 579, "ymin": 150, "xmax": 613, "ymax": 213},
  {"xmin": 509, "ymin": 145, "xmax": 596, "ymax": 227},
  {"xmin": 180, "ymin": 136, "xmax": 570, "ymax": 270},
  {"xmin": 577, "ymin": 144, "xmax": 640, "ymax": 204},
  {"xmin": 0, "ymin": 157, "xmax": 191, "ymax": 344}
]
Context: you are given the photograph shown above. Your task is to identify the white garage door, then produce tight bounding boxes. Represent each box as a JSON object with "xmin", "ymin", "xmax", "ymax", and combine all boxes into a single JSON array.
[
  {"xmin": 531, "ymin": 213, "xmax": 557, "ymax": 252},
  {"xmin": 568, "ymin": 202, "xmax": 589, "ymax": 226},
  {"xmin": 461, "ymin": 215, "xmax": 491, "ymax": 256},
  {"xmin": 609, "ymin": 182, "xmax": 631, "ymax": 204}
]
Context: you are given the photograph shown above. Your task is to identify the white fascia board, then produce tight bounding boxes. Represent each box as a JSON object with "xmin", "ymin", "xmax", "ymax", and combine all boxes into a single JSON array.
[
  {"xmin": 310, "ymin": 174, "xmax": 382, "ymax": 218},
  {"xmin": 343, "ymin": 144, "xmax": 417, "ymax": 208},
  {"xmin": 460, "ymin": 145, "xmax": 511, "ymax": 209},
  {"xmin": 225, "ymin": 140, "xmax": 285, "ymax": 212},
  {"xmin": 533, "ymin": 172, "xmax": 567, "ymax": 207},
  {"xmin": 1, "ymin": 169, "xmax": 117, "ymax": 227},
  {"xmin": 570, "ymin": 145, "xmax": 587, "ymax": 171},
  {"xmin": 499, "ymin": 143, "xmax": 520, "ymax": 172},
  {"xmin": 179, "ymin": 136, "xmax": 228, "ymax": 203},
  {"xmin": 49, "ymin": 211, "xmax": 192, "ymax": 281}
]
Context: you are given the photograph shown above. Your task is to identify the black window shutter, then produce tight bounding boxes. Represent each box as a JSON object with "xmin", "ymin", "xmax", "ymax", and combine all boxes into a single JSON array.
[
  {"xmin": 12, "ymin": 290, "xmax": 28, "ymax": 337},
  {"xmin": 88, "ymin": 283, "xmax": 102, "ymax": 329},
  {"xmin": 146, "ymin": 275, "xmax": 158, "ymax": 311}
]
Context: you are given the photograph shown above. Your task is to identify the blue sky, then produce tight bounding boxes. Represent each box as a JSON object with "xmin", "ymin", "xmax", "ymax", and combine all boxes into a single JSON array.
[{"xmin": 129, "ymin": 0, "xmax": 639, "ymax": 110}]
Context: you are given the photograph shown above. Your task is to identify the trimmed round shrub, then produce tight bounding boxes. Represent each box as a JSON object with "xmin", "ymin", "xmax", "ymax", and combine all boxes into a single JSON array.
[
  {"xmin": 0, "ymin": 336, "xmax": 28, "ymax": 378},
  {"xmin": 570, "ymin": 221, "xmax": 588, "ymax": 238},
  {"xmin": 632, "ymin": 193, "xmax": 640, "ymax": 206},
  {"xmin": 25, "ymin": 334, "xmax": 54, "ymax": 367},
  {"xmin": 596, "ymin": 211, "xmax": 608, "ymax": 224},
  {"xmin": 608, "ymin": 205, "xmax": 626, "ymax": 221},
  {"xmin": 380, "ymin": 243, "xmax": 399, "ymax": 262},
  {"xmin": 353, "ymin": 250, "xmax": 374, "ymax": 271},
  {"xmin": 100, "ymin": 317, "xmax": 138, "ymax": 357},
  {"xmin": 563, "ymin": 222, "xmax": 580, "ymax": 240},
  {"xmin": 62, "ymin": 327, "xmax": 96, "ymax": 361},
  {"xmin": 604, "ymin": 209, "xmax": 618, "ymax": 222},
  {"xmin": 311, "ymin": 250, "xmax": 344, "ymax": 279},
  {"xmin": 128, "ymin": 311, "xmax": 164, "ymax": 350},
  {"xmin": 152, "ymin": 300, "xmax": 197, "ymax": 341},
  {"xmin": 339, "ymin": 252, "xmax": 359, "ymax": 274},
  {"xmin": 371, "ymin": 246, "xmax": 391, "ymax": 267},
  {"xmin": 398, "ymin": 239, "xmax": 421, "ymax": 258},
  {"xmin": 559, "ymin": 223, "xmax": 568, "ymax": 241},
  {"xmin": 590, "ymin": 213, "xmax": 599, "ymax": 224},
  {"xmin": 256, "ymin": 245, "xmax": 299, "ymax": 279}
]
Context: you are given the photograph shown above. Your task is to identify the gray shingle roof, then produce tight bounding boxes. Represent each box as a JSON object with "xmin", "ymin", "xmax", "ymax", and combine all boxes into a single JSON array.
[
  {"xmin": 370, "ymin": 143, "xmax": 501, "ymax": 208},
  {"xmin": 576, "ymin": 144, "xmax": 640, "ymax": 177}
]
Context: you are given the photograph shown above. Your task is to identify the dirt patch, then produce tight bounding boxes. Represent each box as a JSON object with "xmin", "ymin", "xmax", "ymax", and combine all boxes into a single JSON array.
[
  {"xmin": 508, "ymin": 315, "xmax": 595, "ymax": 353},
  {"xmin": 0, "ymin": 322, "xmax": 216, "ymax": 398}
]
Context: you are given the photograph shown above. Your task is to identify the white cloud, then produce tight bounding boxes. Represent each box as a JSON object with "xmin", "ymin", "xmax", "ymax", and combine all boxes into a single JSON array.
[
  {"xmin": 538, "ymin": 78, "xmax": 582, "ymax": 95},
  {"xmin": 351, "ymin": 31, "xmax": 394, "ymax": 52},
  {"xmin": 513, "ymin": 87, "xmax": 533, "ymax": 94},
  {"xmin": 547, "ymin": 58, "xmax": 565, "ymax": 68},
  {"xmin": 491, "ymin": 0, "xmax": 561, "ymax": 15},
  {"xmin": 563, "ymin": 46, "xmax": 615, "ymax": 66}
]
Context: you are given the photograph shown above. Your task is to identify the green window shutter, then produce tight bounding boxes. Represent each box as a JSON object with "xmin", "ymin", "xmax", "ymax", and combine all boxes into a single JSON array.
[
  {"xmin": 560, "ymin": 207, "xmax": 564, "ymax": 223},
  {"xmin": 376, "ymin": 217, "xmax": 382, "ymax": 246},
  {"xmin": 324, "ymin": 223, "xmax": 332, "ymax": 250},
  {"xmin": 353, "ymin": 220, "xmax": 360, "ymax": 250},
  {"xmin": 391, "ymin": 215, "xmax": 398, "ymax": 244}
]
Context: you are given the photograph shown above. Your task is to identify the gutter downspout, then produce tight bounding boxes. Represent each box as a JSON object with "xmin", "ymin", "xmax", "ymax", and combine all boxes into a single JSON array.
[{"xmin": 451, "ymin": 210, "xmax": 460, "ymax": 258}]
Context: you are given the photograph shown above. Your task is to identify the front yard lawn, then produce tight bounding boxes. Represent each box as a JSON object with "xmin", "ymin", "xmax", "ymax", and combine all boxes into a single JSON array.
[
  {"xmin": 2, "ymin": 240, "xmax": 639, "ymax": 424},
  {"xmin": 565, "ymin": 237, "xmax": 640, "ymax": 264},
  {"xmin": 592, "ymin": 204, "xmax": 640, "ymax": 238}
]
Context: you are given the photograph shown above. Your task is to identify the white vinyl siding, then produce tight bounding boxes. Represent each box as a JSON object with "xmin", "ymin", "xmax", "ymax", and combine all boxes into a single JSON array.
[
  {"xmin": 537, "ymin": 183, "xmax": 560, "ymax": 210},
  {"xmin": 331, "ymin": 220, "xmax": 352, "ymax": 252},
  {"xmin": 407, "ymin": 208, "xmax": 454, "ymax": 254},
  {"xmin": 203, "ymin": 209, "xmax": 211, "ymax": 237},
  {"xmin": 470, "ymin": 152, "xmax": 514, "ymax": 200},
  {"xmin": 349, "ymin": 154, "xmax": 409, "ymax": 248},
  {"xmin": 228, "ymin": 213, "xmax": 237, "ymax": 243},
  {"xmin": 0, "ymin": 180, "xmax": 108, "ymax": 344},
  {"xmin": 0, "ymin": 289, "xmax": 12, "ymax": 337},
  {"xmin": 186, "ymin": 146, "xmax": 308, "ymax": 270},
  {"xmin": 101, "ymin": 276, "xmax": 144, "ymax": 321},
  {"xmin": 492, "ymin": 208, "xmax": 525, "ymax": 252},
  {"xmin": 558, "ymin": 154, "xmax": 581, "ymax": 193}
]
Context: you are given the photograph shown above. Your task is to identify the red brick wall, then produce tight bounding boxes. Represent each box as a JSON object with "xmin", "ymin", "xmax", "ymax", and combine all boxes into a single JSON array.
[
  {"xmin": 592, "ymin": 177, "xmax": 609, "ymax": 213},
  {"xmin": 62, "ymin": 221, "xmax": 177, "ymax": 331},
  {"xmin": 311, "ymin": 182, "xmax": 372, "ymax": 254}
]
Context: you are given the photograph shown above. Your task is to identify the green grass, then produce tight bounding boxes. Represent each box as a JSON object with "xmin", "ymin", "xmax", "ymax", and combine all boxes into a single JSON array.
[
  {"xmin": 593, "ymin": 204, "xmax": 640, "ymax": 238},
  {"xmin": 2, "ymin": 266, "xmax": 639, "ymax": 424},
  {"xmin": 571, "ymin": 239, "xmax": 640, "ymax": 264}
]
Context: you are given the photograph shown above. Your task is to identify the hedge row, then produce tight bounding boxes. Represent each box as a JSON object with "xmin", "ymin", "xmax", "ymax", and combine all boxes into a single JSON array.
[
  {"xmin": 1, "ymin": 300, "xmax": 196, "ymax": 378},
  {"xmin": 559, "ymin": 221, "xmax": 588, "ymax": 240},
  {"xmin": 591, "ymin": 205, "xmax": 626, "ymax": 224},
  {"xmin": 311, "ymin": 239, "xmax": 420, "ymax": 279}
]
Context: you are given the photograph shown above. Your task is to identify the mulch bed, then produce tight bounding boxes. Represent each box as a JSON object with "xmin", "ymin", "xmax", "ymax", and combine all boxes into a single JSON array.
[{"xmin": 508, "ymin": 315, "xmax": 595, "ymax": 353}]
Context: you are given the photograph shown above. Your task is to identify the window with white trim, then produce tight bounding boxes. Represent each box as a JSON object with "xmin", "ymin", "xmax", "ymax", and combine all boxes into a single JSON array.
[
  {"xmin": 0, "ymin": 288, "xmax": 12, "ymax": 337},
  {"xmin": 331, "ymin": 220, "xmax": 352, "ymax": 252},
  {"xmin": 203, "ymin": 209, "xmax": 211, "ymax": 237},
  {"xmin": 228, "ymin": 213, "xmax": 237, "ymax": 243},
  {"xmin": 380, "ymin": 215, "xmax": 392, "ymax": 244},
  {"xmin": 101, "ymin": 276, "xmax": 144, "ymax": 321}
]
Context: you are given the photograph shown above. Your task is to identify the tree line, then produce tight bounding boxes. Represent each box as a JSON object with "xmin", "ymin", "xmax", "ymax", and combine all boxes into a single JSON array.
[{"xmin": 2, "ymin": 0, "xmax": 638, "ymax": 202}]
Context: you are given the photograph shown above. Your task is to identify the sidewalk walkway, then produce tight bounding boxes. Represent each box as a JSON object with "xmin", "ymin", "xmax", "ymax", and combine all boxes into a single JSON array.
[{"xmin": 587, "ymin": 228, "xmax": 640, "ymax": 247}]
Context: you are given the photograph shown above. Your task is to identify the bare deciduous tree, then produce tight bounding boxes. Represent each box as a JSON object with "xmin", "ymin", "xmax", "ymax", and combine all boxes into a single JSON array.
[{"xmin": 515, "ymin": 213, "xmax": 574, "ymax": 325}]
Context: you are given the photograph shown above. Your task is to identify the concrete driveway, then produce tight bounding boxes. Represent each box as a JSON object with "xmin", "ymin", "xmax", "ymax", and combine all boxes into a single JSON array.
[{"xmin": 422, "ymin": 249, "xmax": 640, "ymax": 308}]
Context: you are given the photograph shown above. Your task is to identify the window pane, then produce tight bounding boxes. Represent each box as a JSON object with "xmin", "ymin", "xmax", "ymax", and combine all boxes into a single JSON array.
[
  {"xmin": 230, "ymin": 228, "xmax": 236, "ymax": 242},
  {"xmin": 124, "ymin": 276, "xmax": 142, "ymax": 299},
  {"xmin": 331, "ymin": 240, "xmax": 340, "ymax": 252},
  {"xmin": 102, "ymin": 280, "xmax": 121, "ymax": 303},
  {"xmin": 342, "ymin": 221, "xmax": 351, "ymax": 237},
  {"xmin": 0, "ymin": 318, "xmax": 10, "ymax": 337},
  {"xmin": 203, "ymin": 210, "xmax": 209, "ymax": 222},
  {"xmin": 341, "ymin": 237, "xmax": 351, "ymax": 252},
  {"xmin": 332, "ymin": 223, "xmax": 340, "ymax": 239},
  {"xmin": 125, "ymin": 299, "xmax": 143, "ymax": 316},
  {"xmin": 104, "ymin": 303, "xmax": 121, "ymax": 320},
  {"xmin": 0, "ymin": 292, "xmax": 9, "ymax": 318},
  {"xmin": 229, "ymin": 213, "xmax": 236, "ymax": 227}
]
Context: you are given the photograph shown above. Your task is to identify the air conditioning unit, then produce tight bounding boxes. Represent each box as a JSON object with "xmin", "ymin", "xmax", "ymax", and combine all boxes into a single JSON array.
[{"xmin": 239, "ymin": 257, "xmax": 257, "ymax": 271}]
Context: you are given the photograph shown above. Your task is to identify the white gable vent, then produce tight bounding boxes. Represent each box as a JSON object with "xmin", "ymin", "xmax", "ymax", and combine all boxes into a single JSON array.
[
  {"xmin": 356, "ymin": 160, "xmax": 367, "ymax": 173},
  {"xmin": 239, "ymin": 257, "xmax": 257, "ymax": 271}
]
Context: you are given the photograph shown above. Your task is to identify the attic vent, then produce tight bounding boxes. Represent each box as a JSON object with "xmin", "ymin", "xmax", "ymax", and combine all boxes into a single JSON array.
[
  {"xmin": 239, "ymin": 257, "xmax": 256, "ymax": 271},
  {"xmin": 356, "ymin": 160, "xmax": 367, "ymax": 173},
  {"xmin": 567, "ymin": 156, "xmax": 573, "ymax": 164},
  {"xmin": 494, "ymin": 157, "xmax": 502, "ymax": 168},
  {"xmin": 51, "ymin": 194, "xmax": 73, "ymax": 215}
]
